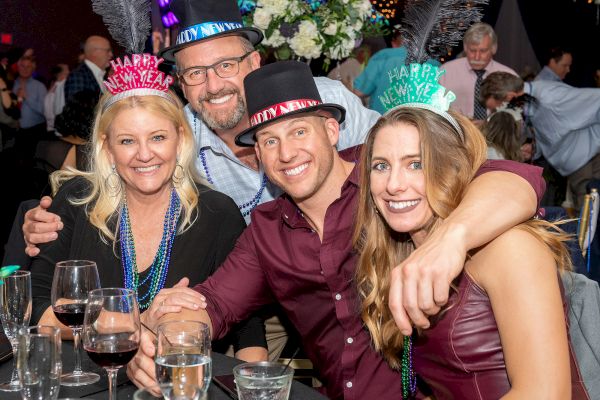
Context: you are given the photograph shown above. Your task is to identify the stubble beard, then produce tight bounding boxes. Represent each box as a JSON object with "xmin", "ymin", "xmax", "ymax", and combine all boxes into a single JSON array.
[
  {"xmin": 285, "ymin": 148, "xmax": 335, "ymax": 204},
  {"xmin": 197, "ymin": 90, "xmax": 247, "ymax": 131}
]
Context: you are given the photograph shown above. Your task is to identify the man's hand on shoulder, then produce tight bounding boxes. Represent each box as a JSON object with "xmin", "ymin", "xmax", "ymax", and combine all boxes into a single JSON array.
[
  {"xmin": 389, "ymin": 221, "xmax": 467, "ymax": 335},
  {"xmin": 23, "ymin": 196, "xmax": 63, "ymax": 257}
]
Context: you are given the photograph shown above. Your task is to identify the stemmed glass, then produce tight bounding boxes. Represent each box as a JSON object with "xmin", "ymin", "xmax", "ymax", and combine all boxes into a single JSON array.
[
  {"xmin": 51, "ymin": 260, "xmax": 101, "ymax": 386},
  {"xmin": 83, "ymin": 288, "xmax": 140, "ymax": 400},
  {"xmin": 0, "ymin": 270, "xmax": 32, "ymax": 391}
]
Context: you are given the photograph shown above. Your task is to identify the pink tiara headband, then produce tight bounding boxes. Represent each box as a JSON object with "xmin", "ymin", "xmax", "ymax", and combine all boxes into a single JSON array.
[{"xmin": 102, "ymin": 53, "xmax": 175, "ymax": 111}]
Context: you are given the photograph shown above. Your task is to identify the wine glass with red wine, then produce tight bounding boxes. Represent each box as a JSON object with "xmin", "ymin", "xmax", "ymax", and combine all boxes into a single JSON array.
[
  {"xmin": 51, "ymin": 260, "xmax": 101, "ymax": 386},
  {"xmin": 83, "ymin": 288, "xmax": 140, "ymax": 400}
]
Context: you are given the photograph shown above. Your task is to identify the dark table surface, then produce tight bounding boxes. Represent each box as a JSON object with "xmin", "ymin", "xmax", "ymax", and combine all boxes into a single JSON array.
[{"xmin": 0, "ymin": 340, "xmax": 327, "ymax": 399}]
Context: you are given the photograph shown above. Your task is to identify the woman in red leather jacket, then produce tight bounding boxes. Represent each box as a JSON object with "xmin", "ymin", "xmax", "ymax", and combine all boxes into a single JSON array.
[{"xmin": 353, "ymin": 106, "xmax": 589, "ymax": 399}]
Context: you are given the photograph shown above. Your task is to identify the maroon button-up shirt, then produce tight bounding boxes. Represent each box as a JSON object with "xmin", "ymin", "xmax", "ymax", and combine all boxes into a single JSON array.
[{"xmin": 196, "ymin": 148, "xmax": 544, "ymax": 400}]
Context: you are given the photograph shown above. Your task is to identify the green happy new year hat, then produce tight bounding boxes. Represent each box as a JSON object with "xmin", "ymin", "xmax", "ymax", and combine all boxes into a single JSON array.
[{"xmin": 379, "ymin": 62, "xmax": 463, "ymax": 140}]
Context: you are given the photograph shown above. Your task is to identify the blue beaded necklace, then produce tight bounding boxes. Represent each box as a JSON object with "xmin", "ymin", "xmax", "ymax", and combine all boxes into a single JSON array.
[
  {"xmin": 193, "ymin": 112, "xmax": 268, "ymax": 217},
  {"xmin": 401, "ymin": 335, "xmax": 417, "ymax": 399},
  {"xmin": 119, "ymin": 188, "xmax": 181, "ymax": 310}
]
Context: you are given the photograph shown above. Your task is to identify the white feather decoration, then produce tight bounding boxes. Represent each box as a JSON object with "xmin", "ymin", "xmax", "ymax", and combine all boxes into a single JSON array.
[
  {"xmin": 91, "ymin": 0, "xmax": 152, "ymax": 54},
  {"xmin": 401, "ymin": 0, "xmax": 489, "ymax": 64}
]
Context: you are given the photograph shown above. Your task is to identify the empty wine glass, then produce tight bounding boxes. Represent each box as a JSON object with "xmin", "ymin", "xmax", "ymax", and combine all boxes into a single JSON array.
[
  {"xmin": 17, "ymin": 325, "xmax": 62, "ymax": 400},
  {"xmin": 0, "ymin": 270, "xmax": 32, "ymax": 391},
  {"xmin": 83, "ymin": 288, "xmax": 140, "ymax": 400},
  {"xmin": 51, "ymin": 260, "xmax": 101, "ymax": 386}
]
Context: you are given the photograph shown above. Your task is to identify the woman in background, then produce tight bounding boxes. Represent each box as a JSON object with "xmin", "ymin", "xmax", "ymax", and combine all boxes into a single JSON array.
[
  {"xmin": 35, "ymin": 89, "xmax": 96, "ymax": 172},
  {"xmin": 482, "ymin": 108, "xmax": 522, "ymax": 161},
  {"xmin": 43, "ymin": 63, "xmax": 69, "ymax": 134}
]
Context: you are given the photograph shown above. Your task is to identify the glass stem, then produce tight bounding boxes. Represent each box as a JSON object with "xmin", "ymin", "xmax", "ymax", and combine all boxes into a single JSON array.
[
  {"xmin": 9, "ymin": 341, "xmax": 19, "ymax": 384},
  {"xmin": 72, "ymin": 328, "xmax": 83, "ymax": 375},
  {"xmin": 106, "ymin": 368, "xmax": 119, "ymax": 400}
]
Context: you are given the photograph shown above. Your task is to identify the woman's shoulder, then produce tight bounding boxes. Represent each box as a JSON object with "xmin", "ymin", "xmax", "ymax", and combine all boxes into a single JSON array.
[
  {"xmin": 467, "ymin": 226, "xmax": 556, "ymax": 287},
  {"xmin": 55, "ymin": 175, "xmax": 92, "ymax": 198},
  {"xmin": 48, "ymin": 176, "xmax": 94, "ymax": 219}
]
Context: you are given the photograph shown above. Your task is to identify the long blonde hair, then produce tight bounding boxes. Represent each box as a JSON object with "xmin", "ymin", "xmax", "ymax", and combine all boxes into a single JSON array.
[
  {"xmin": 353, "ymin": 107, "xmax": 572, "ymax": 369},
  {"xmin": 50, "ymin": 91, "xmax": 203, "ymax": 243}
]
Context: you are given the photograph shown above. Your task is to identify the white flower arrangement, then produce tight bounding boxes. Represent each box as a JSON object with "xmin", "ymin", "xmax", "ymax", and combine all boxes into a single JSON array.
[{"xmin": 239, "ymin": 0, "xmax": 387, "ymax": 68}]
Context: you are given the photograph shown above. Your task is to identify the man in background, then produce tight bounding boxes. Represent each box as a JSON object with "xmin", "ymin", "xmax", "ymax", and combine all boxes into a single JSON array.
[
  {"xmin": 481, "ymin": 71, "xmax": 600, "ymax": 210},
  {"xmin": 535, "ymin": 47, "xmax": 572, "ymax": 82},
  {"xmin": 12, "ymin": 56, "xmax": 46, "ymax": 156},
  {"xmin": 353, "ymin": 26, "xmax": 407, "ymax": 114},
  {"xmin": 439, "ymin": 22, "xmax": 517, "ymax": 124},
  {"xmin": 64, "ymin": 35, "xmax": 112, "ymax": 102}
]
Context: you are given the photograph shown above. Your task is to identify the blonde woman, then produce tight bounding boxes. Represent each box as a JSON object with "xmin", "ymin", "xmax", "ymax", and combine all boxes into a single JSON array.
[
  {"xmin": 354, "ymin": 107, "xmax": 588, "ymax": 399},
  {"xmin": 29, "ymin": 55, "xmax": 267, "ymax": 362}
]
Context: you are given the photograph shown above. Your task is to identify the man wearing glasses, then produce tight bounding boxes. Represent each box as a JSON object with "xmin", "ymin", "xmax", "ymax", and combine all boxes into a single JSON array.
[{"xmin": 166, "ymin": 1, "xmax": 380, "ymax": 226}]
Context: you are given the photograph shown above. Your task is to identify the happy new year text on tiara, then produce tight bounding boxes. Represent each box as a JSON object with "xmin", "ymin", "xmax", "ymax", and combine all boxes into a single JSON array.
[
  {"xmin": 102, "ymin": 54, "xmax": 175, "ymax": 111},
  {"xmin": 379, "ymin": 63, "xmax": 456, "ymax": 113},
  {"xmin": 379, "ymin": 63, "xmax": 463, "ymax": 138},
  {"xmin": 104, "ymin": 54, "xmax": 174, "ymax": 95}
]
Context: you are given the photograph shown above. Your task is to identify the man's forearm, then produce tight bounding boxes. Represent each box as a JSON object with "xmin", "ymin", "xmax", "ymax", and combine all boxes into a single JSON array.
[
  {"xmin": 444, "ymin": 171, "xmax": 537, "ymax": 251},
  {"xmin": 235, "ymin": 347, "xmax": 269, "ymax": 362}
]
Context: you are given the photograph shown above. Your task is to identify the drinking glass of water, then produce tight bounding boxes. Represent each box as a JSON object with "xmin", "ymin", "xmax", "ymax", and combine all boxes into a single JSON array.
[
  {"xmin": 0, "ymin": 270, "xmax": 32, "ymax": 391},
  {"xmin": 155, "ymin": 320, "xmax": 211, "ymax": 397},
  {"xmin": 17, "ymin": 325, "xmax": 62, "ymax": 400},
  {"xmin": 133, "ymin": 383, "xmax": 204, "ymax": 400},
  {"xmin": 233, "ymin": 361, "xmax": 294, "ymax": 400}
]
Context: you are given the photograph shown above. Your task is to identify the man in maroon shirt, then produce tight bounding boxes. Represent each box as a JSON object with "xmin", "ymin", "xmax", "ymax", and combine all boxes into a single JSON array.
[{"xmin": 128, "ymin": 62, "xmax": 544, "ymax": 399}]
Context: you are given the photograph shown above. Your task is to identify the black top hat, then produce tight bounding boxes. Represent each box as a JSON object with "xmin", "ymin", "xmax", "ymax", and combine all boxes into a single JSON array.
[
  {"xmin": 235, "ymin": 61, "xmax": 346, "ymax": 147},
  {"xmin": 158, "ymin": 0, "xmax": 263, "ymax": 63}
]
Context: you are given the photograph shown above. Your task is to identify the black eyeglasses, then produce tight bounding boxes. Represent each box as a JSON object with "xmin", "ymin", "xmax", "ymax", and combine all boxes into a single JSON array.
[{"xmin": 177, "ymin": 51, "xmax": 254, "ymax": 86}]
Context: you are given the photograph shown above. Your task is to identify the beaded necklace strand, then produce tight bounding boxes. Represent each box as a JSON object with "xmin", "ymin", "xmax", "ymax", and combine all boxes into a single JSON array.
[
  {"xmin": 119, "ymin": 188, "xmax": 181, "ymax": 310},
  {"xmin": 401, "ymin": 335, "xmax": 417, "ymax": 399},
  {"xmin": 193, "ymin": 112, "xmax": 268, "ymax": 217}
]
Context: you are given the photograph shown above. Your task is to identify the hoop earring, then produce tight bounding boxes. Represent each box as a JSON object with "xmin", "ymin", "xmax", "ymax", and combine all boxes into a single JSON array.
[
  {"xmin": 172, "ymin": 163, "xmax": 185, "ymax": 187},
  {"xmin": 106, "ymin": 164, "xmax": 122, "ymax": 197}
]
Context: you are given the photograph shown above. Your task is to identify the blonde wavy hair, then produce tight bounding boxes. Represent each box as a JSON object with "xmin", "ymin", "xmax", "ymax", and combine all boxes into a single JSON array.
[
  {"xmin": 353, "ymin": 107, "xmax": 572, "ymax": 369},
  {"xmin": 50, "ymin": 90, "xmax": 203, "ymax": 244}
]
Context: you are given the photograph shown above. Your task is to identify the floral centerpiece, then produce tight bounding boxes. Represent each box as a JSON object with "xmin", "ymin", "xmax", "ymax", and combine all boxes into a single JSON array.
[{"xmin": 238, "ymin": 0, "xmax": 388, "ymax": 69}]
